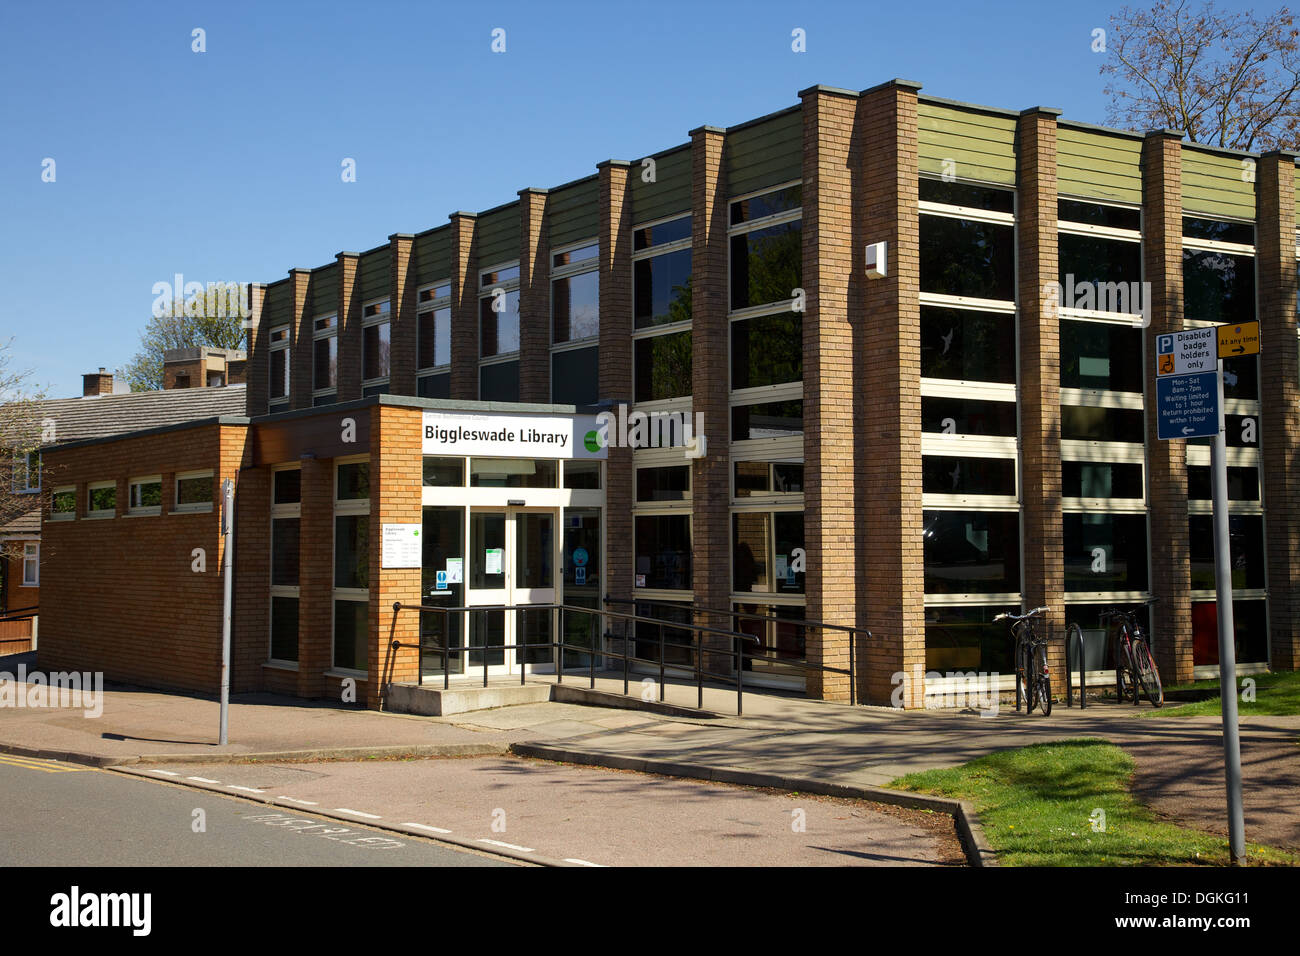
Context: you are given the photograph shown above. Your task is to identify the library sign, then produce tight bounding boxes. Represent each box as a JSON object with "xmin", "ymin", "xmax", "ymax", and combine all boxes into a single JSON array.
[{"xmin": 422, "ymin": 411, "xmax": 607, "ymax": 460}]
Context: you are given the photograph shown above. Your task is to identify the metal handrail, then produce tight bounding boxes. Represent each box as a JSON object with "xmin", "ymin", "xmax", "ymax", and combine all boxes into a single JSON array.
[
  {"xmin": 391, "ymin": 601, "xmax": 766, "ymax": 715},
  {"xmin": 605, "ymin": 595, "xmax": 865, "ymax": 706}
]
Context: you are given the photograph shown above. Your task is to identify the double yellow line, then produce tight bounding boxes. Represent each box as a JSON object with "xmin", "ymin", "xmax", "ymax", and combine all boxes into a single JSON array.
[{"xmin": 0, "ymin": 753, "xmax": 89, "ymax": 773}]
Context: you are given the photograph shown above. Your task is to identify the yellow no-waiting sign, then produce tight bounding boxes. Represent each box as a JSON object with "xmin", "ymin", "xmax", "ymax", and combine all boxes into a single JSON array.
[{"xmin": 1217, "ymin": 321, "xmax": 1260, "ymax": 359}]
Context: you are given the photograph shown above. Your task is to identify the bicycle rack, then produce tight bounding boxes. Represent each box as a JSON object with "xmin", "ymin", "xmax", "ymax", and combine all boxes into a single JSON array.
[{"xmin": 1066, "ymin": 624, "xmax": 1086, "ymax": 709}]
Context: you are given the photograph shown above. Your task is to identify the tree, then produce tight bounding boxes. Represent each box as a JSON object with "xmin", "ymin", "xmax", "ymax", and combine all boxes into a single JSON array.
[
  {"xmin": 1101, "ymin": 1, "xmax": 1300, "ymax": 151},
  {"xmin": 120, "ymin": 311, "xmax": 245, "ymax": 391},
  {"xmin": 0, "ymin": 339, "xmax": 48, "ymax": 563}
]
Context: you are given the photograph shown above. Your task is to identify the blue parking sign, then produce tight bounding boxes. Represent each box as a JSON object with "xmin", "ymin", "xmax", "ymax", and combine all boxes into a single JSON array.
[{"xmin": 1156, "ymin": 370, "xmax": 1219, "ymax": 440}]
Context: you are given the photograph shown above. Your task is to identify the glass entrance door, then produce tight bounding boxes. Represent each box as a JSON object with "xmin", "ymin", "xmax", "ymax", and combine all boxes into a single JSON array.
[{"xmin": 466, "ymin": 507, "xmax": 557, "ymax": 674}]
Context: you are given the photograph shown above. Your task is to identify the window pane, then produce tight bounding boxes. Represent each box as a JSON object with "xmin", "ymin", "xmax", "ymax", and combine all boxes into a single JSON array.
[
  {"xmin": 552, "ymin": 271, "xmax": 599, "ymax": 343},
  {"xmin": 1058, "ymin": 200, "xmax": 1140, "ymax": 231},
  {"xmin": 470, "ymin": 512, "xmax": 506, "ymax": 589},
  {"xmin": 634, "ymin": 515, "xmax": 691, "ymax": 589},
  {"xmin": 178, "ymin": 475, "xmax": 212, "ymax": 506},
  {"xmin": 480, "ymin": 290, "xmax": 521, "ymax": 356},
  {"xmin": 919, "ymin": 179, "xmax": 1014, "ymax": 214},
  {"xmin": 337, "ymin": 462, "xmax": 369, "ymax": 500},
  {"xmin": 921, "ymin": 397, "xmax": 1017, "ymax": 437},
  {"xmin": 131, "ymin": 481, "xmax": 162, "ymax": 509},
  {"xmin": 334, "ymin": 515, "xmax": 369, "ymax": 590},
  {"xmin": 731, "ymin": 313, "xmax": 802, "ymax": 389},
  {"xmin": 1221, "ymin": 355, "xmax": 1258, "ymax": 401},
  {"xmin": 271, "ymin": 346, "xmax": 289, "ymax": 398},
  {"xmin": 734, "ymin": 460, "xmax": 804, "ymax": 497},
  {"xmin": 1059, "ymin": 321, "xmax": 1143, "ymax": 392},
  {"xmin": 271, "ymin": 596, "xmax": 299, "ymax": 662},
  {"xmin": 1189, "ymin": 514, "xmax": 1265, "ymax": 590},
  {"xmin": 733, "ymin": 512, "xmax": 770, "ymax": 592},
  {"xmin": 364, "ymin": 321, "xmax": 391, "ymax": 380},
  {"xmin": 730, "ymin": 185, "xmax": 802, "ymax": 224},
  {"xmin": 314, "ymin": 336, "xmax": 338, "ymax": 390},
  {"xmin": 1063, "ymin": 461, "xmax": 1144, "ymax": 499},
  {"xmin": 1193, "ymin": 598, "xmax": 1268, "ymax": 665},
  {"xmin": 551, "ymin": 346, "xmax": 599, "ymax": 406},
  {"xmin": 53, "ymin": 489, "xmax": 75, "ymax": 513},
  {"xmin": 1063, "ymin": 513, "xmax": 1148, "ymax": 591},
  {"xmin": 469, "ymin": 458, "xmax": 557, "ymax": 488},
  {"xmin": 418, "ymin": 373, "xmax": 451, "ymax": 399},
  {"xmin": 1183, "ymin": 217, "xmax": 1253, "ymax": 246},
  {"xmin": 1058, "ymin": 234, "xmax": 1143, "ymax": 312},
  {"xmin": 271, "ymin": 517, "xmax": 300, "ymax": 587},
  {"xmin": 332, "ymin": 599, "xmax": 368, "ymax": 670},
  {"xmin": 273, "ymin": 469, "xmax": 301, "ymax": 505},
  {"xmin": 922, "ymin": 456, "xmax": 1016, "ymax": 496},
  {"xmin": 1061, "ymin": 406, "xmax": 1144, "ymax": 442},
  {"xmin": 553, "ymin": 243, "xmax": 599, "ymax": 267},
  {"xmin": 919, "ymin": 216, "xmax": 1015, "ymax": 301},
  {"xmin": 634, "ymin": 330, "xmax": 692, "ymax": 402},
  {"xmin": 920, "ymin": 307, "xmax": 1015, "ymax": 383},
  {"xmin": 422, "ymin": 457, "xmax": 465, "ymax": 487},
  {"xmin": 730, "ymin": 220, "xmax": 802, "ymax": 311},
  {"xmin": 637, "ymin": 466, "xmax": 690, "ymax": 502},
  {"xmin": 1183, "ymin": 249, "xmax": 1255, "ymax": 323},
  {"xmin": 925, "ymin": 603, "xmax": 1019, "ymax": 673},
  {"xmin": 479, "ymin": 360, "xmax": 520, "ymax": 402},
  {"xmin": 633, "ymin": 250, "xmax": 692, "ymax": 328},
  {"xmin": 419, "ymin": 307, "xmax": 451, "ymax": 369},
  {"xmin": 89, "ymin": 486, "xmax": 115, "ymax": 512},
  {"xmin": 1187, "ymin": 465, "xmax": 1259, "ymax": 501},
  {"xmin": 481, "ymin": 265, "xmax": 520, "ymax": 286},
  {"xmin": 634, "ymin": 216, "xmax": 690, "ymax": 250},
  {"xmin": 922, "ymin": 510, "xmax": 1021, "ymax": 594},
  {"xmin": 563, "ymin": 460, "xmax": 601, "ymax": 489},
  {"xmin": 773, "ymin": 511, "xmax": 805, "ymax": 594},
  {"xmin": 731, "ymin": 401, "xmax": 803, "ymax": 441}
]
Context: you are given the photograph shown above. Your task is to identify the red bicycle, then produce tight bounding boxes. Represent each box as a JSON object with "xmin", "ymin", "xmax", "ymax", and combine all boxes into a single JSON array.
[{"xmin": 1099, "ymin": 607, "xmax": 1163, "ymax": 707}]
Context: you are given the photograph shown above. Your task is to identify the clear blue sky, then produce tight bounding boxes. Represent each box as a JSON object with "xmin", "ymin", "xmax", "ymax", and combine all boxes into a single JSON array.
[{"xmin": 0, "ymin": 0, "xmax": 1168, "ymax": 397}]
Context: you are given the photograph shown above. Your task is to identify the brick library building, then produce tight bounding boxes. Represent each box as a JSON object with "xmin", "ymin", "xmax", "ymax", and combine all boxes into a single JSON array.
[{"xmin": 35, "ymin": 79, "xmax": 1300, "ymax": 710}]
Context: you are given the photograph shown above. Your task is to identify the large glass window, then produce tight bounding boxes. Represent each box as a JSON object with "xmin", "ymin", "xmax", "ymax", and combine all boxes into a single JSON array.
[
  {"xmin": 919, "ymin": 216, "xmax": 1015, "ymax": 301},
  {"xmin": 730, "ymin": 221, "xmax": 802, "ymax": 311},
  {"xmin": 637, "ymin": 466, "xmax": 690, "ymax": 502},
  {"xmin": 552, "ymin": 260, "xmax": 599, "ymax": 343},
  {"xmin": 731, "ymin": 401, "xmax": 803, "ymax": 441},
  {"xmin": 921, "ymin": 397, "xmax": 1018, "ymax": 437},
  {"xmin": 480, "ymin": 286, "xmax": 521, "ymax": 356},
  {"xmin": 269, "ymin": 326, "xmax": 290, "ymax": 404},
  {"xmin": 634, "ymin": 515, "xmax": 691, "ymax": 590},
  {"xmin": 925, "ymin": 603, "xmax": 1019, "ymax": 674},
  {"xmin": 313, "ymin": 313, "xmax": 338, "ymax": 399},
  {"xmin": 1063, "ymin": 513, "xmax": 1149, "ymax": 592},
  {"xmin": 733, "ymin": 511, "xmax": 804, "ymax": 595},
  {"xmin": 922, "ymin": 510, "xmax": 1021, "ymax": 595},
  {"xmin": 920, "ymin": 307, "xmax": 1015, "ymax": 383},
  {"xmin": 922, "ymin": 456, "xmax": 1016, "ymax": 497},
  {"xmin": 551, "ymin": 243, "xmax": 600, "ymax": 405},
  {"xmin": 1189, "ymin": 514, "xmax": 1265, "ymax": 591},
  {"xmin": 362, "ymin": 299, "xmax": 391, "ymax": 387},
  {"xmin": 634, "ymin": 329, "xmax": 692, "ymax": 403},
  {"xmin": 1183, "ymin": 218, "xmax": 1255, "ymax": 324},
  {"xmin": 731, "ymin": 313, "xmax": 802, "ymax": 389},
  {"xmin": 1059, "ymin": 321, "xmax": 1143, "ymax": 392}
]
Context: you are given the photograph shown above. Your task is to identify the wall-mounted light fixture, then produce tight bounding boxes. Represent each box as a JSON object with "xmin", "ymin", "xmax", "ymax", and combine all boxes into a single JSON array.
[{"xmin": 865, "ymin": 241, "xmax": 888, "ymax": 279}]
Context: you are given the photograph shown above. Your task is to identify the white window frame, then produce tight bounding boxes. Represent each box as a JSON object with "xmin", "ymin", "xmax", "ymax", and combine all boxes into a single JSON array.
[
  {"xmin": 174, "ymin": 470, "xmax": 215, "ymax": 514},
  {"xmin": 331, "ymin": 456, "xmax": 371, "ymax": 677},
  {"xmin": 728, "ymin": 181, "xmax": 802, "ymax": 316},
  {"xmin": 478, "ymin": 262, "xmax": 522, "ymax": 362},
  {"xmin": 416, "ymin": 280, "xmax": 452, "ymax": 379},
  {"xmin": 49, "ymin": 485, "xmax": 76, "ymax": 522},
  {"xmin": 550, "ymin": 239, "xmax": 600, "ymax": 349},
  {"xmin": 21, "ymin": 542, "xmax": 38, "ymax": 586},
  {"xmin": 361, "ymin": 297, "xmax": 392, "ymax": 391},
  {"xmin": 729, "ymin": 453, "xmax": 806, "ymax": 507},
  {"xmin": 268, "ymin": 325, "xmax": 291, "ymax": 405},
  {"xmin": 269, "ymin": 465, "xmax": 302, "ymax": 667},
  {"xmin": 86, "ymin": 480, "xmax": 116, "ymax": 519},
  {"xmin": 312, "ymin": 312, "xmax": 339, "ymax": 400},
  {"xmin": 11, "ymin": 449, "xmax": 40, "ymax": 494},
  {"xmin": 127, "ymin": 475, "xmax": 163, "ymax": 516}
]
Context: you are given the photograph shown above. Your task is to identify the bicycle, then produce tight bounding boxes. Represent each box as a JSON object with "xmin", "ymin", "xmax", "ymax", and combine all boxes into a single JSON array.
[
  {"xmin": 1099, "ymin": 606, "xmax": 1163, "ymax": 708},
  {"xmin": 993, "ymin": 606, "xmax": 1052, "ymax": 716}
]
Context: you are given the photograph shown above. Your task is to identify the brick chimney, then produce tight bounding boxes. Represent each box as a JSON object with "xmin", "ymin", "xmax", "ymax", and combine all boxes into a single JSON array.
[{"xmin": 82, "ymin": 368, "xmax": 113, "ymax": 396}]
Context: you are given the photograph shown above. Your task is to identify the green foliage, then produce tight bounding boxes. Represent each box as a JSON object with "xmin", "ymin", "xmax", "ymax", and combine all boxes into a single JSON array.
[{"xmin": 121, "ymin": 312, "xmax": 245, "ymax": 392}]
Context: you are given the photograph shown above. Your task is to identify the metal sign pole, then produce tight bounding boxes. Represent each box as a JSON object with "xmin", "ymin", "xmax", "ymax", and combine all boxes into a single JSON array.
[
  {"xmin": 1210, "ymin": 358, "xmax": 1245, "ymax": 864},
  {"xmin": 220, "ymin": 478, "xmax": 234, "ymax": 746}
]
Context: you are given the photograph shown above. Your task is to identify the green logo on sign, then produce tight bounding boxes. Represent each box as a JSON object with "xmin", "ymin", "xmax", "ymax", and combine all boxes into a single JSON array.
[{"xmin": 584, "ymin": 430, "xmax": 602, "ymax": 453}]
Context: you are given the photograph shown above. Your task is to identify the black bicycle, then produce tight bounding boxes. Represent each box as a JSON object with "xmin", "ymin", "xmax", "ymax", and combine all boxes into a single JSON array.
[
  {"xmin": 1099, "ymin": 606, "xmax": 1163, "ymax": 707},
  {"xmin": 994, "ymin": 606, "xmax": 1052, "ymax": 715}
]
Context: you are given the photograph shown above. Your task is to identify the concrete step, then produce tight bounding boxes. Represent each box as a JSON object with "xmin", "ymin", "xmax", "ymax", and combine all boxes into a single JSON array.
[{"xmin": 386, "ymin": 682, "xmax": 551, "ymax": 717}]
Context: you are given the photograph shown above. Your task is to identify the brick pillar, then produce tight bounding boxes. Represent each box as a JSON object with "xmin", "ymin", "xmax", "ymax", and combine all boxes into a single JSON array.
[
  {"xmin": 389, "ymin": 233, "xmax": 417, "ymax": 396},
  {"xmin": 689, "ymin": 125, "xmax": 731, "ymax": 676},
  {"xmin": 859, "ymin": 79, "xmax": 925, "ymax": 707},
  {"xmin": 368, "ymin": 405, "xmax": 422, "ymax": 709},
  {"xmin": 245, "ymin": 282, "xmax": 267, "ymax": 416},
  {"xmin": 449, "ymin": 213, "xmax": 479, "ymax": 401},
  {"xmin": 800, "ymin": 86, "xmax": 860, "ymax": 701},
  {"xmin": 597, "ymin": 161, "xmax": 634, "ymax": 650},
  {"xmin": 519, "ymin": 188, "xmax": 551, "ymax": 403},
  {"xmin": 1142, "ymin": 130, "xmax": 1194, "ymax": 684},
  {"xmin": 1257, "ymin": 152, "xmax": 1300, "ymax": 669},
  {"xmin": 233, "ymin": 464, "xmax": 270, "ymax": 692},
  {"xmin": 298, "ymin": 456, "xmax": 333, "ymax": 698},
  {"xmin": 1017, "ymin": 107, "xmax": 1066, "ymax": 687},
  {"xmin": 337, "ymin": 252, "xmax": 361, "ymax": 402},
  {"xmin": 289, "ymin": 269, "xmax": 312, "ymax": 409}
]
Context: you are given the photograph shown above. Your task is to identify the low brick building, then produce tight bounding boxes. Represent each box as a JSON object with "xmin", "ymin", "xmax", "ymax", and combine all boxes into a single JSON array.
[{"xmin": 35, "ymin": 79, "xmax": 1300, "ymax": 709}]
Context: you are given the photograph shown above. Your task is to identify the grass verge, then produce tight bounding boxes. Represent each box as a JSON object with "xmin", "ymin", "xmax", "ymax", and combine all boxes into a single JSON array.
[
  {"xmin": 1154, "ymin": 670, "xmax": 1300, "ymax": 718},
  {"xmin": 887, "ymin": 738, "xmax": 1297, "ymax": 866}
]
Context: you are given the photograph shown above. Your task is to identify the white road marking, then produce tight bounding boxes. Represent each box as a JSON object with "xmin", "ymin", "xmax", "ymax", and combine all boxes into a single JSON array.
[
  {"xmin": 147, "ymin": 770, "xmax": 180, "ymax": 776},
  {"xmin": 227, "ymin": 785, "xmax": 266, "ymax": 794},
  {"xmin": 478, "ymin": 838, "xmax": 534, "ymax": 853},
  {"xmin": 187, "ymin": 776, "xmax": 221, "ymax": 784},
  {"xmin": 564, "ymin": 858, "xmax": 605, "ymax": 867},
  {"xmin": 402, "ymin": 822, "xmax": 453, "ymax": 834},
  {"xmin": 333, "ymin": 808, "xmax": 382, "ymax": 819},
  {"xmin": 281, "ymin": 797, "xmax": 318, "ymax": 806}
]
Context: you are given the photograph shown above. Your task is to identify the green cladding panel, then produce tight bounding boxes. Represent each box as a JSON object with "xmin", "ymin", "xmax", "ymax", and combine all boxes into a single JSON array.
[
  {"xmin": 548, "ymin": 177, "xmax": 600, "ymax": 248},
  {"xmin": 631, "ymin": 144, "xmax": 691, "ymax": 226},
  {"xmin": 1182, "ymin": 147, "xmax": 1256, "ymax": 220},
  {"xmin": 1057, "ymin": 126, "xmax": 1143, "ymax": 204},
  {"xmin": 309, "ymin": 263, "xmax": 338, "ymax": 316},
  {"xmin": 264, "ymin": 280, "xmax": 290, "ymax": 327},
  {"xmin": 414, "ymin": 228, "xmax": 451, "ymax": 285},
  {"xmin": 359, "ymin": 247, "xmax": 390, "ymax": 302},
  {"xmin": 727, "ymin": 107, "xmax": 803, "ymax": 197},
  {"xmin": 477, "ymin": 203, "xmax": 521, "ymax": 267},
  {"xmin": 918, "ymin": 102, "xmax": 1017, "ymax": 186}
]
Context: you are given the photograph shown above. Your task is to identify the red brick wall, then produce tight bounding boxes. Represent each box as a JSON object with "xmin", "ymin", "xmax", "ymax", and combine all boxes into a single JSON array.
[
  {"xmin": 389, "ymin": 234, "xmax": 418, "ymax": 396},
  {"xmin": 338, "ymin": 253, "xmax": 362, "ymax": 403},
  {"xmin": 519, "ymin": 190, "xmax": 550, "ymax": 403},
  {"xmin": 450, "ymin": 213, "xmax": 479, "ymax": 401},
  {"xmin": 38, "ymin": 423, "xmax": 250, "ymax": 694}
]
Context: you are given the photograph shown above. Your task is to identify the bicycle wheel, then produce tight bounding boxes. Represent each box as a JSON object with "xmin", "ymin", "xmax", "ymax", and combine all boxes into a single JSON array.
[
  {"xmin": 1114, "ymin": 637, "xmax": 1130, "ymax": 703},
  {"xmin": 1035, "ymin": 643, "xmax": 1052, "ymax": 715},
  {"xmin": 1132, "ymin": 637, "xmax": 1164, "ymax": 708},
  {"xmin": 1017, "ymin": 638, "xmax": 1033, "ymax": 711}
]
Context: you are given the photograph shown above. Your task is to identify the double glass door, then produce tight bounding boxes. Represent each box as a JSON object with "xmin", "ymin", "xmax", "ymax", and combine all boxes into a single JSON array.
[{"xmin": 467, "ymin": 508, "xmax": 556, "ymax": 673}]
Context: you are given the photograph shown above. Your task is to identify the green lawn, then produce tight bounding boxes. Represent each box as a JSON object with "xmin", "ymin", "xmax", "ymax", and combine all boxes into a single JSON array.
[
  {"xmin": 1153, "ymin": 670, "xmax": 1300, "ymax": 718},
  {"xmin": 888, "ymin": 739, "xmax": 1298, "ymax": 866}
]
